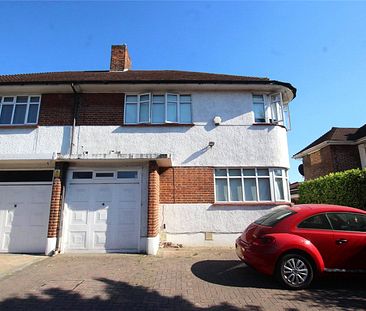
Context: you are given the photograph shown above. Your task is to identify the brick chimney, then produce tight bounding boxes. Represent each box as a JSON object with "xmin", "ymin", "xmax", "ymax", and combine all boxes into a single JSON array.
[{"xmin": 110, "ymin": 44, "xmax": 132, "ymax": 71}]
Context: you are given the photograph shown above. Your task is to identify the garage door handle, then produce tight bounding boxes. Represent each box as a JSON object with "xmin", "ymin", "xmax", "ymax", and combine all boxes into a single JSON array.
[
  {"xmin": 14, "ymin": 204, "xmax": 17, "ymax": 208},
  {"xmin": 336, "ymin": 239, "xmax": 348, "ymax": 245}
]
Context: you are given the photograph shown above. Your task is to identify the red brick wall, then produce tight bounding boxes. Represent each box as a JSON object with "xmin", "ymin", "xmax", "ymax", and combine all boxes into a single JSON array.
[
  {"xmin": 303, "ymin": 145, "xmax": 361, "ymax": 180},
  {"xmin": 39, "ymin": 94, "xmax": 74, "ymax": 126},
  {"xmin": 147, "ymin": 161, "xmax": 160, "ymax": 237},
  {"xmin": 332, "ymin": 145, "xmax": 361, "ymax": 172},
  {"xmin": 77, "ymin": 93, "xmax": 124, "ymax": 125},
  {"xmin": 159, "ymin": 167, "xmax": 215, "ymax": 204},
  {"xmin": 38, "ymin": 93, "xmax": 124, "ymax": 126}
]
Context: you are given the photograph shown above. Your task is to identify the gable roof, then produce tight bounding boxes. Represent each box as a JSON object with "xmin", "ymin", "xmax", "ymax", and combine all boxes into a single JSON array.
[
  {"xmin": 293, "ymin": 125, "xmax": 366, "ymax": 158},
  {"xmin": 0, "ymin": 70, "xmax": 296, "ymax": 97}
]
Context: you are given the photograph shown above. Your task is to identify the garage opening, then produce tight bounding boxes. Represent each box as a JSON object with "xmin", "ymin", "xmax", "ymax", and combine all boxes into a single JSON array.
[
  {"xmin": 0, "ymin": 170, "xmax": 53, "ymax": 253},
  {"xmin": 64, "ymin": 169, "xmax": 141, "ymax": 253}
]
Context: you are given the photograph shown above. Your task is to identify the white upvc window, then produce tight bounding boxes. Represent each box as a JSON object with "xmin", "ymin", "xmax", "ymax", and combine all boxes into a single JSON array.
[
  {"xmin": 124, "ymin": 93, "xmax": 192, "ymax": 124},
  {"xmin": 214, "ymin": 168, "xmax": 289, "ymax": 203},
  {"xmin": 252, "ymin": 95, "xmax": 266, "ymax": 123},
  {"xmin": 270, "ymin": 93, "xmax": 284, "ymax": 123},
  {"xmin": 252, "ymin": 93, "xmax": 291, "ymax": 130},
  {"xmin": 0, "ymin": 95, "xmax": 41, "ymax": 125}
]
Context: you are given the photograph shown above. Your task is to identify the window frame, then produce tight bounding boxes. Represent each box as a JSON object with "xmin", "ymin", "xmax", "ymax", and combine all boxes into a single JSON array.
[
  {"xmin": 252, "ymin": 94, "xmax": 266, "ymax": 123},
  {"xmin": 214, "ymin": 167, "xmax": 289, "ymax": 203},
  {"xmin": 124, "ymin": 93, "xmax": 192, "ymax": 125},
  {"xmin": 0, "ymin": 95, "xmax": 41, "ymax": 126}
]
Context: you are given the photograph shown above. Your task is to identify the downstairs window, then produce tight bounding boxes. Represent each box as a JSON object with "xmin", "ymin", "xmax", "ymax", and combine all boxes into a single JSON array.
[{"xmin": 214, "ymin": 168, "xmax": 289, "ymax": 203}]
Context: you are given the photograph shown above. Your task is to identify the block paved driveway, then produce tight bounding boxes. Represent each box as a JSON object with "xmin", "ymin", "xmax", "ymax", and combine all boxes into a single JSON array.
[{"xmin": 0, "ymin": 248, "xmax": 365, "ymax": 311}]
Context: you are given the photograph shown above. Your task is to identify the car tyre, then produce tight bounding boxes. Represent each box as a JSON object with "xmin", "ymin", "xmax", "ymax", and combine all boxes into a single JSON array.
[{"xmin": 276, "ymin": 253, "xmax": 314, "ymax": 290}]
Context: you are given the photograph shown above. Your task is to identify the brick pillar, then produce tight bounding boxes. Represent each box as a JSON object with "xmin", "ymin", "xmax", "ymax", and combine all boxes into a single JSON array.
[
  {"xmin": 147, "ymin": 161, "xmax": 160, "ymax": 238},
  {"xmin": 45, "ymin": 164, "xmax": 65, "ymax": 255},
  {"xmin": 47, "ymin": 176, "xmax": 62, "ymax": 239}
]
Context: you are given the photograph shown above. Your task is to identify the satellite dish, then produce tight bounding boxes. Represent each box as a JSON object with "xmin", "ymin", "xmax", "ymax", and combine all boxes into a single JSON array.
[{"xmin": 298, "ymin": 164, "xmax": 304, "ymax": 176}]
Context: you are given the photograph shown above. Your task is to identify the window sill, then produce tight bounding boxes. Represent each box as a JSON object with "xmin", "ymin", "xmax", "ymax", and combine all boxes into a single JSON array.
[
  {"xmin": 252, "ymin": 122, "xmax": 287, "ymax": 129},
  {"xmin": 123, "ymin": 123, "xmax": 194, "ymax": 127},
  {"xmin": 0, "ymin": 124, "xmax": 38, "ymax": 129},
  {"xmin": 212, "ymin": 201, "xmax": 292, "ymax": 207}
]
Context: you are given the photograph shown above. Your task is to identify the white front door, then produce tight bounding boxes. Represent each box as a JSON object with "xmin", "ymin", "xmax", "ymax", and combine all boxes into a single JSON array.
[
  {"xmin": 0, "ymin": 185, "xmax": 52, "ymax": 253},
  {"xmin": 65, "ymin": 179, "xmax": 141, "ymax": 252}
]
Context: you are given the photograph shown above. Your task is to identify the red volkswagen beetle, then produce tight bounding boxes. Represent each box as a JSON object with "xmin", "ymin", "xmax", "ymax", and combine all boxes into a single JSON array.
[{"xmin": 235, "ymin": 204, "xmax": 366, "ymax": 289}]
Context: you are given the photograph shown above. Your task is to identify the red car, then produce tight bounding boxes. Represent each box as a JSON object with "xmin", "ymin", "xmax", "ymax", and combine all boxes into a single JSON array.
[{"xmin": 235, "ymin": 204, "xmax": 366, "ymax": 289}]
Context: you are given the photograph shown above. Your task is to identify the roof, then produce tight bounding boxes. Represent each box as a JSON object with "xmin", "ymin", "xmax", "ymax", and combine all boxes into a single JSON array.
[
  {"xmin": 349, "ymin": 124, "xmax": 366, "ymax": 140},
  {"xmin": 0, "ymin": 70, "xmax": 296, "ymax": 97},
  {"xmin": 293, "ymin": 126, "xmax": 365, "ymax": 158}
]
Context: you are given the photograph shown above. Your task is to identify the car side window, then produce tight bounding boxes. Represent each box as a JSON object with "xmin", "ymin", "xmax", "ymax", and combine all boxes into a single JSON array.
[
  {"xmin": 298, "ymin": 214, "xmax": 332, "ymax": 230},
  {"xmin": 327, "ymin": 213, "xmax": 366, "ymax": 232}
]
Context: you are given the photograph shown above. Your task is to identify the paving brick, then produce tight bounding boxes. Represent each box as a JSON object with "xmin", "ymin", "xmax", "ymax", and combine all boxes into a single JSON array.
[{"xmin": 0, "ymin": 249, "xmax": 365, "ymax": 310}]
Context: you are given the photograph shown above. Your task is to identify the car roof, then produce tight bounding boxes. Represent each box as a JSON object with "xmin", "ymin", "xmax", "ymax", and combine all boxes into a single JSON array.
[{"xmin": 290, "ymin": 204, "xmax": 366, "ymax": 216}]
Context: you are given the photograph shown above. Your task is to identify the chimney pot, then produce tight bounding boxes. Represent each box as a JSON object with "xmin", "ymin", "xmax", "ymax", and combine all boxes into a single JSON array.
[{"xmin": 110, "ymin": 44, "xmax": 132, "ymax": 71}]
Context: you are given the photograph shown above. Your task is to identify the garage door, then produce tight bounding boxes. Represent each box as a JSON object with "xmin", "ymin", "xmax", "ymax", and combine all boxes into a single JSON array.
[
  {"xmin": 0, "ymin": 185, "xmax": 52, "ymax": 253},
  {"xmin": 64, "ymin": 170, "xmax": 141, "ymax": 252}
]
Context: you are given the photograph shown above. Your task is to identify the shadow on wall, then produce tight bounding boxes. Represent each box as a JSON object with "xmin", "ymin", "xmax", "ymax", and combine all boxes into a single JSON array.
[
  {"xmin": 112, "ymin": 126, "xmax": 192, "ymax": 134},
  {"xmin": 182, "ymin": 145, "xmax": 211, "ymax": 164},
  {"xmin": 207, "ymin": 205, "xmax": 275, "ymax": 212},
  {"xmin": 0, "ymin": 277, "xmax": 244, "ymax": 311},
  {"xmin": 60, "ymin": 126, "xmax": 72, "ymax": 155}
]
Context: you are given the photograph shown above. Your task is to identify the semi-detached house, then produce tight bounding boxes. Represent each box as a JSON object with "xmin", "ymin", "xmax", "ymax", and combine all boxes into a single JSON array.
[{"xmin": 0, "ymin": 45, "xmax": 296, "ymax": 255}]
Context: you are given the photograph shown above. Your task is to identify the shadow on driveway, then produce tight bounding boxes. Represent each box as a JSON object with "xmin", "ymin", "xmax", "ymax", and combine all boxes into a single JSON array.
[
  {"xmin": 191, "ymin": 260, "xmax": 280, "ymax": 289},
  {"xmin": 191, "ymin": 259, "xmax": 366, "ymax": 310},
  {"xmin": 0, "ymin": 277, "xmax": 245, "ymax": 311}
]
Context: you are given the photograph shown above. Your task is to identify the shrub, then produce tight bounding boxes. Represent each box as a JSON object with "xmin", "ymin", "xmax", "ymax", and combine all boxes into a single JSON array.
[{"xmin": 299, "ymin": 169, "xmax": 366, "ymax": 210}]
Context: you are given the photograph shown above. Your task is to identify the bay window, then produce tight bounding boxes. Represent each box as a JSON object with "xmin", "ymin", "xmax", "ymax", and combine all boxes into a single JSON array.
[
  {"xmin": 252, "ymin": 93, "xmax": 291, "ymax": 130},
  {"xmin": 125, "ymin": 93, "xmax": 192, "ymax": 124},
  {"xmin": 214, "ymin": 168, "xmax": 289, "ymax": 203},
  {"xmin": 0, "ymin": 95, "xmax": 41, "ymax": 125}
]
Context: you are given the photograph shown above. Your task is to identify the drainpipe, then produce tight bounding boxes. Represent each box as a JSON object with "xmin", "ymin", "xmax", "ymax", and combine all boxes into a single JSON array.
[{"xmin": 69, "ymin": 83, "xmax": 80, "ymax": 157}]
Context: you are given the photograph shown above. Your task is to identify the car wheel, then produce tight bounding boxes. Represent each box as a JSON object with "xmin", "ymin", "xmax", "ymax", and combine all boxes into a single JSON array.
[{"xmin": 276, "ymin": 253, "xmax": 314, "ymax": 290}]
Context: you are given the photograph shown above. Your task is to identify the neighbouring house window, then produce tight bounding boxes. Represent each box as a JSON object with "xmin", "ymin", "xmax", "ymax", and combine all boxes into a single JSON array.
[
  {"xmin": 214, "ymin": 168, "xmax": 289, "ymax": 202},
  {"xmin": 0, "ymin": 95, "xmax": 41, "ymax": 125},
  {"xmin": 124, "ymin": 93, "xmax": 192, "ymax": 124}
]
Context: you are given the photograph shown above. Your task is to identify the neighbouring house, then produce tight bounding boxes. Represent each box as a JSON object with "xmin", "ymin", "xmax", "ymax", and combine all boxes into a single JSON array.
[
  {"xmin": 293, "ymin": 124, "xmax": 366, "ymax": 180},
  {"xmin": 0, "ymin": 45, "xmax": 296, "ymax": 255}
]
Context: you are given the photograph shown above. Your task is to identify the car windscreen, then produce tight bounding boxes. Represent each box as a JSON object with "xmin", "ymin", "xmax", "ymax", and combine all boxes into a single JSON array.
[{"xmin": 254, "ymin": 208, "xmax": 296, "ymax": 227}]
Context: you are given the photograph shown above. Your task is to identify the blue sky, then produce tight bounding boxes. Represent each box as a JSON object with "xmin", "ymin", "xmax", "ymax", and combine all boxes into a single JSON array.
[{"xmin": 1, "ymin": 1, "xmax": 365, "ymax": 182}]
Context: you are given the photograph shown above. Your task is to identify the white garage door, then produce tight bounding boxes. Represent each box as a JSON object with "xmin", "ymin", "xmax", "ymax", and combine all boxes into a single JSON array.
[
  {"xmin": 64, "ymin": 170, "xmax": 141, "ymax": 252},
  {"xmin": 0, "ymin": 185, "xmax": 52, "ymax": 253}
]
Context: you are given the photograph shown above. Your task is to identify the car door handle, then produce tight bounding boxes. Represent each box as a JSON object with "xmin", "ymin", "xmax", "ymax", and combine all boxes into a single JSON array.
[{"xmin": 336, "ymin": 239, "xmax": 348, "ymax": 245}]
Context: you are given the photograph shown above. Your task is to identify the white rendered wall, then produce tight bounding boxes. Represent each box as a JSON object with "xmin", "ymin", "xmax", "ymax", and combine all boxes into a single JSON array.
[
  {"xmin": 0, "ymin": 92, "xmax": 290, "ymax": 168},
  {"xmin": 160, "ymin": 204, "xmax": 285, "ymax": 246}
]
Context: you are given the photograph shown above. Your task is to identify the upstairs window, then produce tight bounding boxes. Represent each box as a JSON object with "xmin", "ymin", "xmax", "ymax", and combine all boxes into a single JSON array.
[
  {"xmin": 252, "ymin": 93, "xmax": 291, "ymax": 130},
  {"xmin": 0, "ymin": 95, "xmax": 41, "ymax": 125},
  {"xmin": 253, "ymin": 95, "xmax": 266, "ymax": 123},
  {"xmin": 124, "ymin": 93, "xmax": 192, "ymax": 124}
]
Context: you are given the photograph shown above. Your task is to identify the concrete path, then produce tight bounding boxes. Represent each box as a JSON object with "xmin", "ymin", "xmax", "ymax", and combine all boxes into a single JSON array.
[{"xmin": 0, "ymin": 248, "xmax": 365, "ymax": 310}]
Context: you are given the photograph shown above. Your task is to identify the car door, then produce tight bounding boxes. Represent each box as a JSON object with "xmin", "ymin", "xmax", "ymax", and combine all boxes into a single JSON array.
[
  {"xmin": 326, "ymin": 212, "xmax": 366, "ymax": 270},
  {"xmin": 293, "ymin": 213, "xmax": 337, "ymax": 269}
]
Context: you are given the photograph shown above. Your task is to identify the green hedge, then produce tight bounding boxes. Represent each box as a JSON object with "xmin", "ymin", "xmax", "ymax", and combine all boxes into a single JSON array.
[{"xmin": 299, "ymin": 169, "xmax": 366, "ymax": 210}]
